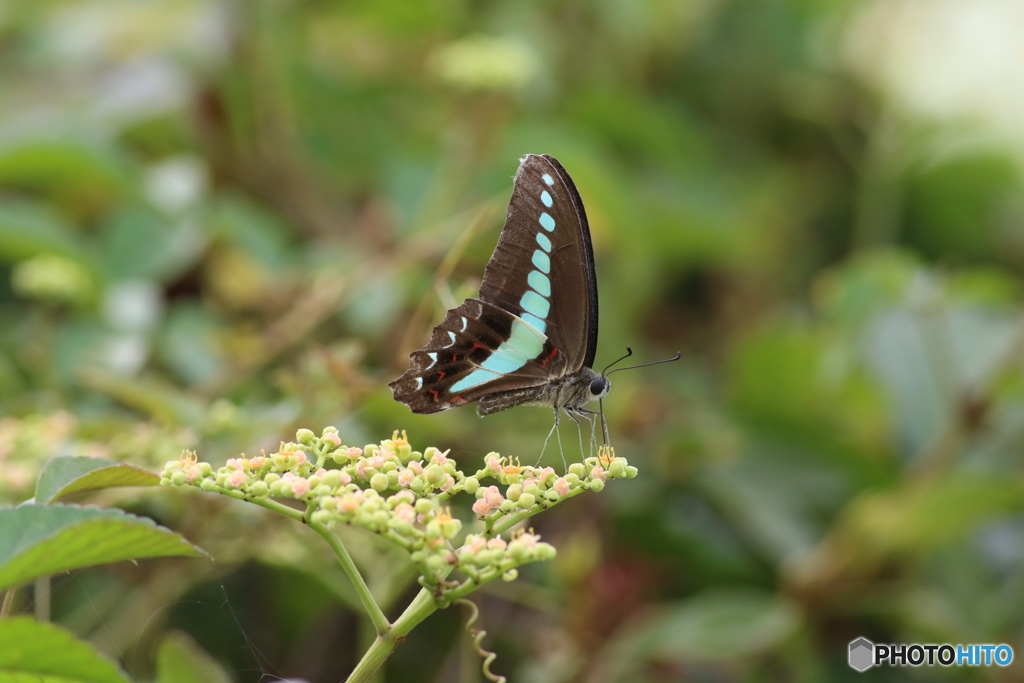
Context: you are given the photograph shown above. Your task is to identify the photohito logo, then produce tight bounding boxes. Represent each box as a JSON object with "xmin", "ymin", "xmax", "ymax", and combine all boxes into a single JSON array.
[{"xmin": 848, "ymin": 637, "xmax": 1013, "ymax": 671}]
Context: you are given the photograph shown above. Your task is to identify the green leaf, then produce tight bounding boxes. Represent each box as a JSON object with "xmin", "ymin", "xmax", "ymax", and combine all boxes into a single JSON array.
[
  {"xmin": 0, "ymin": 616, "xmax": 130, "ymax": 683},
  {"xmin": 0, "ymin": 199, "xmax": 88, "ymax": 263},
  {"xmin": 842, "ymin": 476, "xmax": 1024, "ymax": 556},
  {"xmin": 645, "ymin": 590, "xmax": 801, "ymax": 662},
  {"xmin": 0, "ymin": 504, "xmax": 207, "ymax": 592},
  {"xmin": 35, "ymin": 456, "xmax": 161, "ymax": 504},
  {"xmin": 155, "ymin": 631, "xmax": 231, "ymax": 683}
]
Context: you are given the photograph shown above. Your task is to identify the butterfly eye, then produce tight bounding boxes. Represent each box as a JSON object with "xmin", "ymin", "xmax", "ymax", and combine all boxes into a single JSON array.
[{"xmin": 589, "ymin": 377, "xmax": 608, "ymax": 396}]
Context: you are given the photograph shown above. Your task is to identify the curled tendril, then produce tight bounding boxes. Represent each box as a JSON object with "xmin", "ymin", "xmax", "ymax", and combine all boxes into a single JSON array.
[{"xmin": 456, "ymin": 598, "xmax": 505, "ymax": 683}]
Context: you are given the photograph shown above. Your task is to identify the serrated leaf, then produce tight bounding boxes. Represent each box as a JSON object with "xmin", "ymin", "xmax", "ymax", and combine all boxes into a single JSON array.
[
  {"xmin": 0, "ymin": 616, "xmax": 130, "ymax": 683},
  {"xmin": 156, "ymin": 631, "xmax": 231, "ymax": 683},
  {"xmin": 36, "ymin": 456, "xmax": 161, "ymax": 504},
  {"xmin": 0, "ymin": 504, "xmax": 206, "ymax": 592}
]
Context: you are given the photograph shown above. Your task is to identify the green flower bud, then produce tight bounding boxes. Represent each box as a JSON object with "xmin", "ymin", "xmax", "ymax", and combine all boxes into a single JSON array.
[
  {"xmin": 314, "ymin": 484, "xmax": 333, "ymax": 497},
  {"xmin": 296, "ymin": 428, "xmax": 316, "ymax": 445},
  {"xmin": 371, "ymin": 510, "xmax": 390, "ymax": 529},
  {"xmin": 523, "ymin": 483, "xmax": 540, "ymax": 497},
  {"xmin": 370, "ymin": 473, "xmax": 389, "ymax": 492},
  {"xmin": 391, "ymin": 520, "xmax": 413, "ymax": 536},
  {"xmin": 423, "ymin": 446, "xmax": 440, "ymax": 461},
  {"xmin": 625, "ymin": 466, "xmax": 638, "ymax": 478},
  {"xmin": 609, "ymin": 460, "xmax": 627, "ymax": 478},
  {"xmin": 322, "ymin": 470, "xmax": 342, "ymax": 487},
  {"xmin": 397, "ymin": 443, "xmax": 412, "ymax": 459},
  {"xmin": 502, "ymin": 569, "xmax": 519, "ymax": 582},
  {"xmin": 564, "ymin": 473, "xmax": 580, "ymax": 486},
  {"xmin": 200, "ymin": 478, "xmax": 217, "ymax": 492},
  {"xmin": 415, "ymin": 498, "xmax": 433, "ymax": 515},
  {"xmin": 426, "ymin": 520, "xmax": 444, "ymax": 538},
  {"xmin": 200, "ymin": 463, "xmax": 214, "ymax": 476},
  {"xmin": 589, "ymin": 478, "xmax": 605, "ymax": 493},
  {"xmin": 250, "ymin": 481, "xmax": 269, "ymax": 497},
  {"xmin": 426, "ymin": 554, "xmax": 448, "ymax": 572},
  {"xmin": 499, "ymin": 500, "xmax": 515, "ymax": 513},
  {"xmin": 475, "ymin": 549, "xmax": 495, "ymax": 565},
  {"xmin": 504, "ymin": 471, "xmax": 521, "ymax": 485},
  {"xmin": 505, "ymin": 483, "xmax": 522, "ymax": 502},
  {"xmin": 463, "ymin": 477, "xmax": 480, "ymax": 494},
  {"xmin": 307, "ymin": 475, "xmax": 322, "ymax": 488},
  {"xmin": 171, "ymin": 471, "xmax": 187, "ymax": 486},
  {"xmin": 537, "ymin": 543, "xmax": 557, "ymax": 560},
  {"xmin": 517, "ymin": 493, "xmax": 536, "ymax": 508},
  {"xmin": 408, "ymin": 450, "xmax": 424, "ymax": 462},
  {"xmin": 264, "ymin": 472, "xmax": 281, "ymax": 485},
  {"xmin": 544, "ymin": 489, "xmax": 560, "ymax": 502},
  {"xmin": 364, "ymin": 444, "xmax": 379, "ymax": 458},
  {"xmin": 410, "ymin": 478, "xmax": 425, "ymax": 493},
  {"xmin": 441, "ymin": 518, "xmax": 462, "ymax": 538},
  {"xmin": 568, "ymin": 463, "xmax": 586, "ymax": 478},
  {"xmin": 387, "ymin": 470, "xmax": 400, "ymax": 488},
  {"xmin": 425, "ymin": 463, "xmax": 445, "ymax": 484},
  {"xmin": 310, "ymin": 510, "xmax": 331, "ymax": 524}
]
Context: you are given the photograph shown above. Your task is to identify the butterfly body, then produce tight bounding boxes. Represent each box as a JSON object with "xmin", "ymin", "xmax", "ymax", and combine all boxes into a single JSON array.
[{"xmin": 390, "ymin": 154, "xmax": 606, "ymax": 420}]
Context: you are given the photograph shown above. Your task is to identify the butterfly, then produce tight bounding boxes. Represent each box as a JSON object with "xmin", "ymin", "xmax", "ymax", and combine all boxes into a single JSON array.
[{"xmin": 389, "ymin": 154, "xmax": 611, "ymax": 429}]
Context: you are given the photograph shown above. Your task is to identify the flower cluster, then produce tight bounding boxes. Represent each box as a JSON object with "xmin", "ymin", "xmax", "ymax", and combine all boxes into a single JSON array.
[{"xmin": 161, "ymin": 428, "xmax": 636, "ymax": 603}]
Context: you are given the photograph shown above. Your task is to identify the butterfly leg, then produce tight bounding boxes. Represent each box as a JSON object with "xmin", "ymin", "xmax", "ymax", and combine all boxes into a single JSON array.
[
  {"xmin": 565, "ymin": 409, "xmax": 586, "ymax": 463},
  {"xmin": 540, "ymin": 409, "xmax": 565, "ymax": 466}
]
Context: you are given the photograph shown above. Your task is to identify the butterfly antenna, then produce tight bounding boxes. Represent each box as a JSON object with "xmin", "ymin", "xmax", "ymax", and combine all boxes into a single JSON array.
[
  {"xmin": 602, "ymin": 348, "xmax": 634, "ymax": 375},
  {"xmin": 606, "ymin": 351, "xmax": 682, "ymax": 376}
]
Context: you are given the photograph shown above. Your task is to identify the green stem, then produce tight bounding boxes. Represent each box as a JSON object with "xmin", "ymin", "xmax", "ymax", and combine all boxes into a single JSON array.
[
  {"xmin": 309, "ymin": 520, "xmax": 390, "ymax": 635},
  {"xmin": 1, "ymin": 588, "xmax": 15, "ymax": 617}
]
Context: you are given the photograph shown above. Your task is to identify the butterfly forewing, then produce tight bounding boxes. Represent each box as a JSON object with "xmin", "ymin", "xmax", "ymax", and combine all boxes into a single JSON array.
[
  {"xmin": 478, "ymin": 155, "xmax": 598, "ymax": 372},
  {"xmin": 390, "ymin": 154, "xmax": 599, "ymax": 416}
]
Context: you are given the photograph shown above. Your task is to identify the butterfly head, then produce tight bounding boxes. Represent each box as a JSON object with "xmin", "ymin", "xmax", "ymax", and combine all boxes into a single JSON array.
[{"xmin": 588, "ymin": 375, "xmax": 611, "ymax": 399}]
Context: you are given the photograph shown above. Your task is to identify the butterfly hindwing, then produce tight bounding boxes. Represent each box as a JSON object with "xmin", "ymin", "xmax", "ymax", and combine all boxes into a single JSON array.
[{"xmin": 389, "ymin": 298, "xmax": 564, "ymax": 414}]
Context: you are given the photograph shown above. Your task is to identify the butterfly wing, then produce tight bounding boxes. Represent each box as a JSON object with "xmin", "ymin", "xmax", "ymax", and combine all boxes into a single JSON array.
[
  {"xmin": 389, "ymin": 298, "xmax": 562, "ymax": 413},
  {"xmin": 478, "ymin": 154, "xmax": 599, "ymax": 372},
  {"xmin": 390, "ymin": 154, "xmax": 598, "ymax": 414}
]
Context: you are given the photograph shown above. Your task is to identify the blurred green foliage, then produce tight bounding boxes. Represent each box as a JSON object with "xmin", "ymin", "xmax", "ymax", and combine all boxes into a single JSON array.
[{"xmin": 3, "ymin": 0, "xmax": 1024, "ymax": 681}]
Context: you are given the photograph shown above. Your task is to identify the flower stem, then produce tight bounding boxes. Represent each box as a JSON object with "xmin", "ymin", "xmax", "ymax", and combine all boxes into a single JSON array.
[{"xmin": 310, "ymin": 520, "xmax": 391, "ymax": 635}]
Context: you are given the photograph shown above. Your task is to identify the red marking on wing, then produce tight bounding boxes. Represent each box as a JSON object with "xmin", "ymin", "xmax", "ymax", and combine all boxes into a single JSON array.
[
  {"xmin": 428, "ymin": 389, "xmax": 440, "ymax": 401},
  {"xmin": 437, "ymin": 370, "xmax": 447, "ymax": 380},
  {"xmin": 471, "ymin": 342, "xmax": 489, "ymax": 351},
  {"xmin": 452, "ymin": 395, "xmax": 467, "ymax": 405},
  {"xmin": 539, "ymin": 347, "xmax": 559, "ymax": 368}
]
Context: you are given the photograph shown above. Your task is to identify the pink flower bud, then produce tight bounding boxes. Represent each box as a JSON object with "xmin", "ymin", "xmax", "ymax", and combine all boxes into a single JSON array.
[
  {"xmin": 486, "ymin": 454, "xmax": 502, "ymax": 473},
  {"xmin": 487, "ymin": 538, "xmax": 507, "ymax": 550},
  {"xmin": 228, "ymin": 470, "xmax": 246, "ymax": 487},
  {"xmin": 483, "ymin": 486, "xmax": 503, "ymax": 508},
  {"xmin": 315, "ymin": 468, "xmax": 328, "ymax": 477},
  {"xmin": 291, "ymin": 477, "xmax": 310, "ymax": 496},
  {"xmin": 248, "ymin": 455, "xmax": 266, "ymax": 468},
  {"xmin": 324, "ymin": 432, "xmax": 342, "ymax": 447},
  {"xmin": 340, "ymin": 491, "xmax": 363, "ymax": 511},
  {"xmin": 398, "ymin": 469, "xmax": 415, "ymax": 487},
  {"xmin": 355, "ymin": 460, "xmax": 368, "ymax": 478},
  {"xmin": 431, "ymin": 449, "xmax": 451, "ymax": 465},
  {"xmin": 394, "ymin": 502, "xmax": 416, "ymax": 523},
  {"xmin": 591, "ymin": 465, "xmax": 606, "ymax": 482},
  {"xmin": 441, "ymin": 475, "xmax": 455, "ymax": 492},
  {"xmin": 472, "ymin": 499, "xmax": 491, "ymax": 516},
  {"xmin": 226, "ymin": 458, "xmax": 245, "ymax": 470},
  {"xmin": 409, "ymin": 461, "xmax": 424, "ymax": 475},
  {"xmin": 554, "ymin": 477, "xmax": 570, "ymax": 496},
  {"xmin": 347, "ymin": 446, "xmax": 363, "ymax": 459},
  {"xmin": 339, "ymin": 471, "xmax": 352, "ymax": 485},
  {"xmin": 464, "ymin": 535, "xmax": 487, "ymax": 553},
  {"xmin": 294, "ymin": 452, "xmax": 307, "ymax": 466},
  {"xmin": 184, "ymin": 464, "xmax": 201, "ymax": 483}
]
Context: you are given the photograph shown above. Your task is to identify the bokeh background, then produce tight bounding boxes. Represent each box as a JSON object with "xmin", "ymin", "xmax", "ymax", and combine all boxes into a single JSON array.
[{"xmin": 4, "ymin": 0, "xmax": 1024, "ymax": 681}]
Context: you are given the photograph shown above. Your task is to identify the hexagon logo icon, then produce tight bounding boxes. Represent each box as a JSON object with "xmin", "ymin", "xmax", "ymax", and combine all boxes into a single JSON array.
[{"xmin": 849, "ymin": 637, "xmax": 874, "ymax": 672}]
